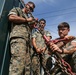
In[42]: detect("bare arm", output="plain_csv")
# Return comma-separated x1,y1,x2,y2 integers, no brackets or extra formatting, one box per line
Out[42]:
32,38,38,50
63,40,76,54
9,14,33,24
63,47,76,54
49,42,63,53
32,38,41,53
32,38,46,53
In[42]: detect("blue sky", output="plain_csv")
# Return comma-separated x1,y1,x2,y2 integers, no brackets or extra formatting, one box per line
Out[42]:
24,0,76,39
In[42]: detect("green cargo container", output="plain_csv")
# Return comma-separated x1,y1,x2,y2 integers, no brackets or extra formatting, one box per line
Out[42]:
0,0,24,75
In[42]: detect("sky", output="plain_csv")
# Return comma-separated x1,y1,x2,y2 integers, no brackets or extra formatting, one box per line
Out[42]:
24,0,76,39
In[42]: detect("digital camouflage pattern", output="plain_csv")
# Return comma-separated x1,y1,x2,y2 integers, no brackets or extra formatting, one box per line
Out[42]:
9,7,31,75
50,38,76,75
31,30,51,75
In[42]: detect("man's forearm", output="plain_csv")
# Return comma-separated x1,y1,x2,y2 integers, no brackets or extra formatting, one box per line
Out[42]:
9,15,27,23
63,48,76,54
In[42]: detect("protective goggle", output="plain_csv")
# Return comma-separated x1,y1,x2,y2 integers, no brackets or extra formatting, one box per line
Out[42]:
26,3,34,12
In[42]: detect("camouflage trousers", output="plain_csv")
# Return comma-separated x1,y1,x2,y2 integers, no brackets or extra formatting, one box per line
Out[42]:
31,51,41,75
50,52,76,75
9,38,31,75
72,51,76,73
31,49,51,75
41,50,52,75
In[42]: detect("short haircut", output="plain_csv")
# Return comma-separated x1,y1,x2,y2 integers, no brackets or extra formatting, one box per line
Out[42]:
39,18,46,23
28,1,35,8
58,22,70,29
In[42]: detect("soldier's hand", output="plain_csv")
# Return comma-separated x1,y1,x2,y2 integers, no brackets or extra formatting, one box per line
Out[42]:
36,48,42,54
41,47,46,53
64,36,75,43
49,43,62,53
26,17,34,22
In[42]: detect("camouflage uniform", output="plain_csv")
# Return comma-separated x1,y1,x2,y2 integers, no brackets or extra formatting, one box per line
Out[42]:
31,30,51,75
51,38,76,75
8,7,31,75
62,38,76,73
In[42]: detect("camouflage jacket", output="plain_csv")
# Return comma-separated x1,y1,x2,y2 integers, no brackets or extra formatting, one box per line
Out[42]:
8,7,31,40
32,30,51,49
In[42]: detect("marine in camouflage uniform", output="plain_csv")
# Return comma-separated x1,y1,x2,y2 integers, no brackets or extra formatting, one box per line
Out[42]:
8,1,35,75
50,38,76,75
50,22,76,75
31,18,52,75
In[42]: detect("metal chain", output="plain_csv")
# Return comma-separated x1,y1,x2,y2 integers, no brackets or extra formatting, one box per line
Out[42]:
55,56,73,75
